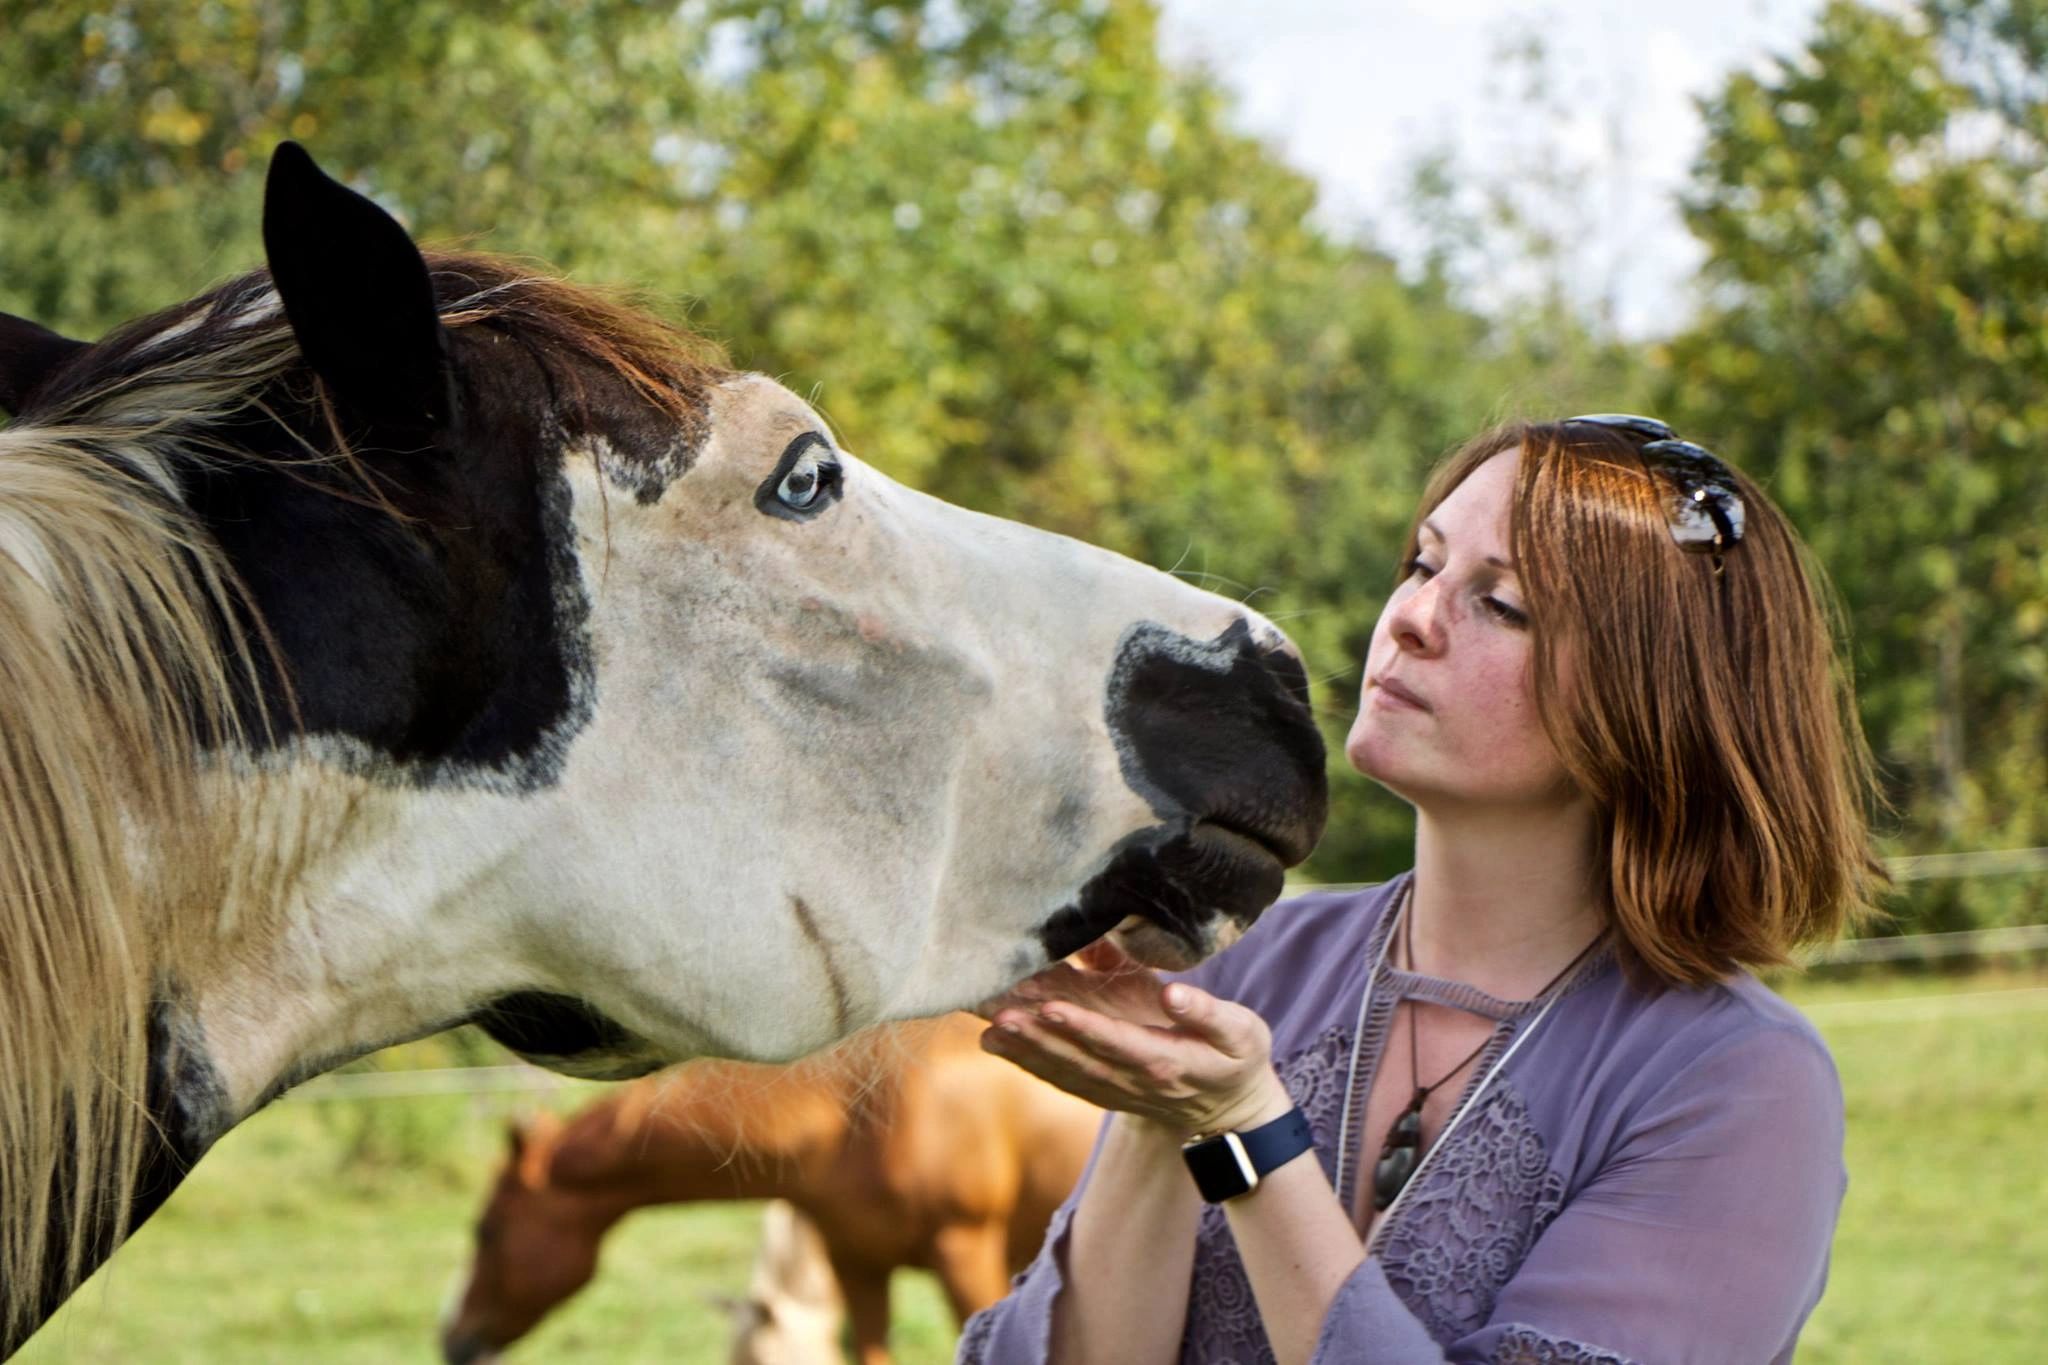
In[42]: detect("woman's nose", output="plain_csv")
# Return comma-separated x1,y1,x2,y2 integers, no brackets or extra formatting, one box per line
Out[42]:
1389,579,1448,656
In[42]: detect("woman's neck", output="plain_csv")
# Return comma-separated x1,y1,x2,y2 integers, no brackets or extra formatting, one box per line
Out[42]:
1407,796,1604,1000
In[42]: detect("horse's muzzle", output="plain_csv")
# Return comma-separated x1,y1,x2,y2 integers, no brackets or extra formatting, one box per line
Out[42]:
1038,618,1328,967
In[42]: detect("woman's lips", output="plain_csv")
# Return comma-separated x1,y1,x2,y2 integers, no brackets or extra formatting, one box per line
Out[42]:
1371,675,1431,712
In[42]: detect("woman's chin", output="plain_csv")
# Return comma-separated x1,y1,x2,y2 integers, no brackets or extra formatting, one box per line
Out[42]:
1344,727,1403,782
1344,741,1429,808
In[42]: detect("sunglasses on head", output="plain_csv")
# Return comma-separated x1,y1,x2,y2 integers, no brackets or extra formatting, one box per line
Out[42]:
1564,414,1746,561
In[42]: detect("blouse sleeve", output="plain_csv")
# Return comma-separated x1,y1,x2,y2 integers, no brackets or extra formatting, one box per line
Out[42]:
1311,1024,1847,1365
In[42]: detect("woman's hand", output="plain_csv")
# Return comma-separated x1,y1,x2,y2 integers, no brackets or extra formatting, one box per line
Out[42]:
977,942,1294,1139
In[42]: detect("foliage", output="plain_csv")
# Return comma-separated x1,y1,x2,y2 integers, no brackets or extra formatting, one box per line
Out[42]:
3,0,2038,906
0,0,1625,881
1663,0,2048,930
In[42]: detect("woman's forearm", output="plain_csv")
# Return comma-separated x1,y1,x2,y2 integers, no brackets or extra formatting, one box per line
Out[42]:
1050,1113,1204,1365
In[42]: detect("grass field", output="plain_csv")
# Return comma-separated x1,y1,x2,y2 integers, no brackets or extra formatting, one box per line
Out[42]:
19,965,2047,1364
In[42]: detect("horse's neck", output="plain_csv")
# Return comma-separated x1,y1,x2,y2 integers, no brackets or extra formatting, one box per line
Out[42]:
177,760,540,1122
552,1063,859,1209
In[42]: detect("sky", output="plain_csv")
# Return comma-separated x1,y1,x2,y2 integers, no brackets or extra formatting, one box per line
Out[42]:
1153,0,1828,335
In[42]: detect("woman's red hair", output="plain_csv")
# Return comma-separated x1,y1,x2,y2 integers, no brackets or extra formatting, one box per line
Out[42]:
1404,421,1887,987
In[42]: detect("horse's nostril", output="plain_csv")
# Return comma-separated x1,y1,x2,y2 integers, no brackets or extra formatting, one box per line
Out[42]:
1257,641,1315,712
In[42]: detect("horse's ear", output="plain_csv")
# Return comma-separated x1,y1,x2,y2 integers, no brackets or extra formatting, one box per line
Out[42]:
0,313,88,415
261,141,454,443
506,1111,561,1185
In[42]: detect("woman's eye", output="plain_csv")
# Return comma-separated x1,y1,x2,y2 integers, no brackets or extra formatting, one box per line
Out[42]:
1482,596,1529,628
778,461,822,509
1406,557,1436,580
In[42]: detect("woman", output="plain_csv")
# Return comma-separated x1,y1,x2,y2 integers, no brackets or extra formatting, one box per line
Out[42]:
958,416,1884,1365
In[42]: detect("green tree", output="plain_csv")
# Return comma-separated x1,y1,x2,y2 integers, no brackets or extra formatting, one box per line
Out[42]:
1665,0,2048,928
0,0,1641,883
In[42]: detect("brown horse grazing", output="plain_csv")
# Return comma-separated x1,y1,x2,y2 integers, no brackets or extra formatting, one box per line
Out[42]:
441,1014,1099,1365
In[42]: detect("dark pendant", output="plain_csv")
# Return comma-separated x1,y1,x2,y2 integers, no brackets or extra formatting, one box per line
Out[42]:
1372,1104,1424,1212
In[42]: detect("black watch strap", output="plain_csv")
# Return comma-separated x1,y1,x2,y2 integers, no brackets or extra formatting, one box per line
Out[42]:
1180,1106,1315,1202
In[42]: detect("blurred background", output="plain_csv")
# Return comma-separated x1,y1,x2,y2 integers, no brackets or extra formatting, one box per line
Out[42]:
3,0,2042,1360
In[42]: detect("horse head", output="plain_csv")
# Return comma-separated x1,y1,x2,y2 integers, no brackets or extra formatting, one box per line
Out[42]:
439,1114,605,1364
0,142,1326,1342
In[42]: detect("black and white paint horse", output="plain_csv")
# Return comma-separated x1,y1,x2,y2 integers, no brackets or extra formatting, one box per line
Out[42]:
0,143,1325,1352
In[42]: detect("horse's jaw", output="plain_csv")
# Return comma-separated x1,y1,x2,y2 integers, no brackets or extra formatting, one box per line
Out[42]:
178,738,907,1098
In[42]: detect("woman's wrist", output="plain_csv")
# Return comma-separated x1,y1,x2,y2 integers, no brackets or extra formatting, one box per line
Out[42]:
1136,1066,1296,1142
1203,1068,1298,1136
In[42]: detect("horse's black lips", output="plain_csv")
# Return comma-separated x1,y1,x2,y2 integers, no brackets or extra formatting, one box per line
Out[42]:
1036,820,1288,963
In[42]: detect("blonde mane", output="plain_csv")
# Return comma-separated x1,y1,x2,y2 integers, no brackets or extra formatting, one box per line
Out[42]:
0,254,727,1344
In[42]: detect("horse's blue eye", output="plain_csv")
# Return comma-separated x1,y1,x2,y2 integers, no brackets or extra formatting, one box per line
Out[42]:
757,436,842,520
778,462,821,509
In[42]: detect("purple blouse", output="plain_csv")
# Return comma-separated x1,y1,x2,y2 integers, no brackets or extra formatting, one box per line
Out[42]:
958,876,1846,1364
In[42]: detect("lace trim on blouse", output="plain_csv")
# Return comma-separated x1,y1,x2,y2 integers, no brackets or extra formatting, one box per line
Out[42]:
1180,1035,1576,1362
1375,1084,1568,1340
1177,880,1614,1363
1492,1325,1639,1364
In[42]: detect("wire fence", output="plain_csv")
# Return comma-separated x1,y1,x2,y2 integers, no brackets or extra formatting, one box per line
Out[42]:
283,847,2048,1103
1886,846,2048,881
1804,922,2048,966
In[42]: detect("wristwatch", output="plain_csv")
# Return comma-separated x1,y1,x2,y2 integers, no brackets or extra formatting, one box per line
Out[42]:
1179,1106,1315,1202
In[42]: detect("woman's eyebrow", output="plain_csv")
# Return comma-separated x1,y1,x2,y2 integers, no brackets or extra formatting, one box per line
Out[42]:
1421,517,1516,571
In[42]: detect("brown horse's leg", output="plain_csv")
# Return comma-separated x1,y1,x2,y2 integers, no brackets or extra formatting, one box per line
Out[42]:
930,1221,1014,1324
826,1251,893,1365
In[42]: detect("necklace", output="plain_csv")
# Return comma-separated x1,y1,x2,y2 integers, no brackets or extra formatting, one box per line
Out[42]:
1370,902,1499,1210
1342,880,1606,1222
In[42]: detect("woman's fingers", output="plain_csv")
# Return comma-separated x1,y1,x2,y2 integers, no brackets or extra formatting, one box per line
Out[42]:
984,995,1287,1135
1032,1002,1191,1086
978,959,1171,1028
982,1011,1160,1112
1015,997,1251,1101
1160,984,1269,1061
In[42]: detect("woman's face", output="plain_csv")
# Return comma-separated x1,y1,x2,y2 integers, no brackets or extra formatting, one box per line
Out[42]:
1345,449,1576,811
